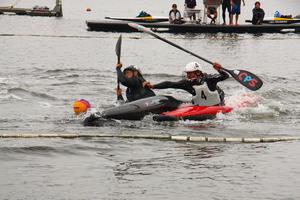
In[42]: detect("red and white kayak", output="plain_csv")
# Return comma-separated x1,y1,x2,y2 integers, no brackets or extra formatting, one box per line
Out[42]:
153,105,233,121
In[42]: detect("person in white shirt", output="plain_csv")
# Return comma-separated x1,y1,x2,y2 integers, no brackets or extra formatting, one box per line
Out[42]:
169,4,182,24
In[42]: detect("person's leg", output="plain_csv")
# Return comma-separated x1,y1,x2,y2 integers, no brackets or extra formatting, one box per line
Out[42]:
226,3,231,25
207,8,211,19
207,8,213,23
230,5,235,25
222,3,226,24
213,10,218,24
235,5,241,25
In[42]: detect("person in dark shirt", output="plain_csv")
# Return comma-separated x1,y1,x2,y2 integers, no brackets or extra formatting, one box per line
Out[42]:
169,4,182,24
222,0,232,25
149,62,229,106
116,63,155,102
185,0,197,9
185,0,197,20
252,1,265,25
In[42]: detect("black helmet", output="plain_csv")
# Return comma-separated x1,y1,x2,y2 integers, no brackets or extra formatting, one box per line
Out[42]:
123,65,137,74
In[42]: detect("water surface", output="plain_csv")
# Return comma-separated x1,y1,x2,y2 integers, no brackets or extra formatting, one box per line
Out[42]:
0,0,300,199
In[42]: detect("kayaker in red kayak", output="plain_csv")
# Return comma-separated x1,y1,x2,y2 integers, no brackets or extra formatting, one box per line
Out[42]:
148,62,229,106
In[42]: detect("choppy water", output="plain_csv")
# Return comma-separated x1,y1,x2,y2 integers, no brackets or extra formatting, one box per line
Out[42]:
1,0,300,199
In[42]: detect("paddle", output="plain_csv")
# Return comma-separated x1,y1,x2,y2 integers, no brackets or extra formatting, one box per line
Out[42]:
115,34,122,90
128,23,263,91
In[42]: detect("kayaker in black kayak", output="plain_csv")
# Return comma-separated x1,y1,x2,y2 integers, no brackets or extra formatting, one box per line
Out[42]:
116,63,155,102
148,62,229,106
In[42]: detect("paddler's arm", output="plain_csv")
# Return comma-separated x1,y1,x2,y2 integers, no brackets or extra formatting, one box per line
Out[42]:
204,63,230,91
212,62,230,81
152,79,187,90
259,9,265,24
116,87,124,101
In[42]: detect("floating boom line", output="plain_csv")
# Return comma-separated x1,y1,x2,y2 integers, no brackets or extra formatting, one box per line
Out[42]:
0,133,299,143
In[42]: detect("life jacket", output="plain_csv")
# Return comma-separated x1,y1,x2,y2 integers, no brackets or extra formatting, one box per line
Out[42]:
191,83,221,106
169,10,181,21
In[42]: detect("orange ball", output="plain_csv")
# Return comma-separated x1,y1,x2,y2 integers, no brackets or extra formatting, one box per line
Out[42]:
73,99,91,115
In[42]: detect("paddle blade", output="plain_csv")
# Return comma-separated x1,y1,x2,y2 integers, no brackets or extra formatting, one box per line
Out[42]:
115,34,122,62
225,68,263,91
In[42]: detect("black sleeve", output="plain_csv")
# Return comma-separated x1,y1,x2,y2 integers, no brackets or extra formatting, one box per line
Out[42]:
261,9,265,19
217,69,230,81
206,70,229,91
153,79,188,90
252,9,259,24
116,68,140,88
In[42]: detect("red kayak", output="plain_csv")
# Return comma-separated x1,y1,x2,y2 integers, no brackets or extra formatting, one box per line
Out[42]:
153,105,233,121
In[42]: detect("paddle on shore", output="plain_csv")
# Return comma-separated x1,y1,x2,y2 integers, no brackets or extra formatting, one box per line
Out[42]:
128,23,263,91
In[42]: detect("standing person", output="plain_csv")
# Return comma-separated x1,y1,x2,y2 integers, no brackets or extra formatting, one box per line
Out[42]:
185,0,197,20
252,1,265,25
222,0,232,25
169,4,182,24
230,0,245,25
116,63,155,102
148,62,229,106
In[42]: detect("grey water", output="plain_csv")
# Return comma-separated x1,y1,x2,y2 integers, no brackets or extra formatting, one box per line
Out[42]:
1,0,300,199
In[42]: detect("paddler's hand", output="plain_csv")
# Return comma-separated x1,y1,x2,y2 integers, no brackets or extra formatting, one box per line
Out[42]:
116,63,123,69
115,87,122,96
143,81,154,89
143,81,151,88
213,62,222,71
148,83,154,89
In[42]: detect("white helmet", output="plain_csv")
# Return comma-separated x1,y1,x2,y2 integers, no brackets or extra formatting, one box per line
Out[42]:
184,62,203,73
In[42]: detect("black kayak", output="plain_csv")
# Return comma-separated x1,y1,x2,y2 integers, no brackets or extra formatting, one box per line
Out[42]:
83,95,182,126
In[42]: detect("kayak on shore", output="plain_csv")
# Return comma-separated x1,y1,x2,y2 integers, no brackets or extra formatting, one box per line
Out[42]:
105,16,169,23
245,17,300,24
